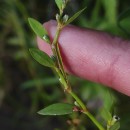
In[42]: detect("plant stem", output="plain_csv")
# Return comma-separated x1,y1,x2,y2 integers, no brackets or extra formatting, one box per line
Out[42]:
69,91,105,130
69,91,87,111
52,14,105,130
52,26,61,46
56,64,104,130
56,68,68,89
52,26,67,81
84,111,105,130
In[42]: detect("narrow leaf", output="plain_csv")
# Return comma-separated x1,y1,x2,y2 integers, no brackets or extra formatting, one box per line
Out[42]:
101,108,112,121
110,122,120,130
29,48,55,68
65,7,87,25
28,18,50,43
55,0,63,10
38,103,74,116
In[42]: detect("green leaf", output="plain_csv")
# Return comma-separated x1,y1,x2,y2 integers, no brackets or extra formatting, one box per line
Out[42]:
38,103,74,116
28,18,50,43
55,0,63,10
29,48,55,68
110,122,120,130
101,108,112,121
65,7,87,25
103,90,116,112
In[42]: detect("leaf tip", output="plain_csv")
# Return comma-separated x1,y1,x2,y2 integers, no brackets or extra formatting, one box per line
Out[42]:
37,110,42,115
28,17,33,25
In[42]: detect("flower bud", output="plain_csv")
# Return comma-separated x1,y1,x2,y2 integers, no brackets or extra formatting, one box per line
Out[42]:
56,13,60,22
111,115,120,125
62,14,69,23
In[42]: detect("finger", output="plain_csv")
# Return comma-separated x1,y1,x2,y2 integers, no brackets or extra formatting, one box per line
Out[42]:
37,20,130,96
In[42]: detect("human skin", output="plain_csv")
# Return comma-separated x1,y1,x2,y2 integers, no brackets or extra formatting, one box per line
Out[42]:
37,20,130,96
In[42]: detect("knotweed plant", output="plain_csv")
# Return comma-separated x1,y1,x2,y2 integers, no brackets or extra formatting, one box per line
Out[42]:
28,0,120,130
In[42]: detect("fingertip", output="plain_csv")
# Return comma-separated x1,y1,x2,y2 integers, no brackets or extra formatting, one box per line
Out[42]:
37,20,130,96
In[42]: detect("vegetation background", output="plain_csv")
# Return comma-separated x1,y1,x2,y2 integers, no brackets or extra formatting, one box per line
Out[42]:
0,0,130,130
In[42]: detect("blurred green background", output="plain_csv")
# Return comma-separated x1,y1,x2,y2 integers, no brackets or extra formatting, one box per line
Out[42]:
0,0,130,130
